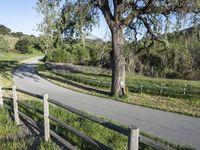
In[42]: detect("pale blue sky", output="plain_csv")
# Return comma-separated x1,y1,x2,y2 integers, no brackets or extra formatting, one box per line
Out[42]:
0,0,108,38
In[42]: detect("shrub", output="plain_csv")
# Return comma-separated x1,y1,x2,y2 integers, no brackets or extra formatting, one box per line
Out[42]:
15,36,40,54
46,49,74,63
15,38,31,53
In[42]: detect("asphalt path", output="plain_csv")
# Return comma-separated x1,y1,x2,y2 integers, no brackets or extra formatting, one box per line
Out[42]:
13,57,200,149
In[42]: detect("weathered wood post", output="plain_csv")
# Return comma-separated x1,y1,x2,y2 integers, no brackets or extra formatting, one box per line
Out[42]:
43,93,50,141
12,85,19,125
160,84,163,95
183,84,187,95
0,86,3,108
140,84,143,92
128,125,139,150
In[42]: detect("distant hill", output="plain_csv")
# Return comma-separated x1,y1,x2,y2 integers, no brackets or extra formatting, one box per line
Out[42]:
0,34,19,49
125,25,200,80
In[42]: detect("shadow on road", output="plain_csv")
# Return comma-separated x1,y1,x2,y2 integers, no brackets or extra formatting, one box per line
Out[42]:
14,64,40,82
41,73,111,96
0,60,18,79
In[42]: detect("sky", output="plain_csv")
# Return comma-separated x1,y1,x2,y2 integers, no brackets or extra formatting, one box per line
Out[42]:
0,0,108,38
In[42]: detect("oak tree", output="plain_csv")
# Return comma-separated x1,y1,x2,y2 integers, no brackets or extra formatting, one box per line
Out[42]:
39,0,200,96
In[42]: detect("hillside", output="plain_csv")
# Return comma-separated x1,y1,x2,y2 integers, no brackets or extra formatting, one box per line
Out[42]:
125,25,200,80
0,34,19,49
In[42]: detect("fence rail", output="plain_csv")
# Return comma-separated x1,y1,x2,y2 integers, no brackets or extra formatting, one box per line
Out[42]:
0,86,175,150
46,71,200,98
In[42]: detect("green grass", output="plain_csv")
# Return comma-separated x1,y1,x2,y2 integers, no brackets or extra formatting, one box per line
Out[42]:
0,108,32,150
0,50,56,149
0,50,43,87
0,108,20,139
0,34,19,49
42,63,200,98
18,99,194,150
37,63,200,118
0,101,60,150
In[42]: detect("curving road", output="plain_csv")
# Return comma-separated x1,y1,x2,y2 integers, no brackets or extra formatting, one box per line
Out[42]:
14,57,200,149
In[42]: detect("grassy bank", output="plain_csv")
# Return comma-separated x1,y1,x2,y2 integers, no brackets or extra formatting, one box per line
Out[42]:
37,63,200,118
0,50,42,87
0,50,57,149
0,108,59,150
43,63,200,98
17,98,194,150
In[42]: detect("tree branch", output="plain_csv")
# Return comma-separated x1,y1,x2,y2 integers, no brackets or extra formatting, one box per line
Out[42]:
94,0,114,28
138,16,168,48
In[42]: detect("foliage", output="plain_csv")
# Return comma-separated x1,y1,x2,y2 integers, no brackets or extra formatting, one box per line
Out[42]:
11,32,24,38
0,24,11,35
46,48,74,63
15,36,43,54
36,0,61,55
0,34,19,49
0,37,9,51
15,38,32,53
37,0,200,95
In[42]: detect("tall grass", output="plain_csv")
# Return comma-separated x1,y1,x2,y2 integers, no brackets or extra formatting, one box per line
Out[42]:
18,99,194,150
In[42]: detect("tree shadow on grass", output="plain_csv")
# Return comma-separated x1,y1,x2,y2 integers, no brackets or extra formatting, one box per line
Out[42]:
0,60,18,79
42,73,111,96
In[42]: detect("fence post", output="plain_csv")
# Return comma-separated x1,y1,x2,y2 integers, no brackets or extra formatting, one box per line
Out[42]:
12,85,20,125
128,125,139,150
160,84,163,95
0,86,3,108
140,84,143,92
43,93,50,141
183,84,187,95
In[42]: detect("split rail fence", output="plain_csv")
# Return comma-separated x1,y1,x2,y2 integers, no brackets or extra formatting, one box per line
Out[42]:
0,85,175,150
45,71,200,98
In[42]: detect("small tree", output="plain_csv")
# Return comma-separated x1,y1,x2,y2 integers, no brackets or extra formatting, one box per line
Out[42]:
15,38,31,53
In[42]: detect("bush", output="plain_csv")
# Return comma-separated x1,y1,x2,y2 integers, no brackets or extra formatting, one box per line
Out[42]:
72,44,90,65
46,49,74,63
15,38,31,53
15,36,40,54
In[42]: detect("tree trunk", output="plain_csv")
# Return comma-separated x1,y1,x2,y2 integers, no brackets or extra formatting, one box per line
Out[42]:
111,26,126,96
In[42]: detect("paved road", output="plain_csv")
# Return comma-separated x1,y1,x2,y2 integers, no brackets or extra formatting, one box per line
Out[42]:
14,57,200,149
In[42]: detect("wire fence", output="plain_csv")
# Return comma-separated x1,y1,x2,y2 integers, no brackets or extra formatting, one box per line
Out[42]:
49,71,200,98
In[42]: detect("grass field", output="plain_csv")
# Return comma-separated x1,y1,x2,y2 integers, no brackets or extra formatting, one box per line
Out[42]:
37,63,200,118
43,63,200,98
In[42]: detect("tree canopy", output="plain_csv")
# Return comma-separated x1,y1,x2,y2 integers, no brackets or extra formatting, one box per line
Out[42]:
37,0,200,96
0,24,11,35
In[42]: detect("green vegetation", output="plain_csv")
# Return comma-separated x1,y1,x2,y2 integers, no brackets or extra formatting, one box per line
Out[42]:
0,24,11,35
0,108,20,139
0,24,44,87
0,51,42,87
17,98,193,150
0,34,19,50
37,63,200,118
0,107,60,150
41,25,200,82
45,40,110,66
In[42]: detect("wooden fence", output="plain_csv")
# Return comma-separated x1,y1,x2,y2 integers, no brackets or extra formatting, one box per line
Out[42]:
0,86,175,150
44,71,200,98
